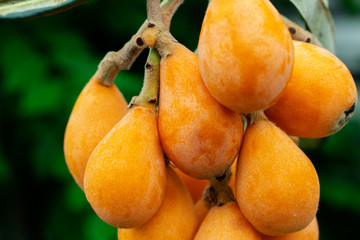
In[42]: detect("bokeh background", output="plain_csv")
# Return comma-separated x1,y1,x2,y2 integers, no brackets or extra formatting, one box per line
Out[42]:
0,0,359,239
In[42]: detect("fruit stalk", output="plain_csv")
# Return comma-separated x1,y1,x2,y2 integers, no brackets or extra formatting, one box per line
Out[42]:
282,15,323,47
147,0,163,28
94,0,183,87
129,48,161,107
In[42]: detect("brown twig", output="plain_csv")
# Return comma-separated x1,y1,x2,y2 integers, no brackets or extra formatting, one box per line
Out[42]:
128,48,161,107
282,15,323,47
95,0,183,86
147,0,163,27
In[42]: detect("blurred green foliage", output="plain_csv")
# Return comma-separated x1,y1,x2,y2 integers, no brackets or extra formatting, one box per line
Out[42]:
0,0,359,239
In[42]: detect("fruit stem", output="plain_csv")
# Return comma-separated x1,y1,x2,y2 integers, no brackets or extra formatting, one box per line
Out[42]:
94,0,183,87
247,111,267,126
129,48,161,107
147,0,164,29
282,15,323,47
142,27,178,58
208,169,236,206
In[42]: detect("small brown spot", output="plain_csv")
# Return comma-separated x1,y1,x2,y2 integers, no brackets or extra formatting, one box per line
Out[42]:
305,37,311,43
288,27,296,34
216,173,226,182
145,63,152,70
149,98,157,104
136,37,144,46
148,23,155,28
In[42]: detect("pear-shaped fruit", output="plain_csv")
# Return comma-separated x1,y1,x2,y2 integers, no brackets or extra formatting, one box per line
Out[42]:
265,41,358,138
84,104,166,228
198,0,294,114
235,114,320,236
117,166,199,240
262,216,319,240
194,201,262,240
64,77,127,189
158,42,243,179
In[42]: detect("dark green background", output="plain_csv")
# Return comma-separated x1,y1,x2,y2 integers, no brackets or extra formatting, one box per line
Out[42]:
0,0,359,239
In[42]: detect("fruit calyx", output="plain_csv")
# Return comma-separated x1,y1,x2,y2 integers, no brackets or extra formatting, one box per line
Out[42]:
340,102,356,126
208,169,236,207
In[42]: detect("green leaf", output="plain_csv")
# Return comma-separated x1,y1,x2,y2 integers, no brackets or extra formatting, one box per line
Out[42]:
18,81,64,116
0,0,88,20
289,0,336,53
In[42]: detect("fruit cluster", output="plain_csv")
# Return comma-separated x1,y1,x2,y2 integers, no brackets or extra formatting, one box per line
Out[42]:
64,0,357,239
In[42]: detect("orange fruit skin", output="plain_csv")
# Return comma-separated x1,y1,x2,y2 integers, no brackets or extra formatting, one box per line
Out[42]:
158,43,244,179
194,201,262,240
173,166,209,202
64,77,127,189
265,41,358,138
117,166,199,240
235,119,320,236
198,0,294,114
84,105,166,228
262,217,319,240
229,157,237,194
195,198,211,224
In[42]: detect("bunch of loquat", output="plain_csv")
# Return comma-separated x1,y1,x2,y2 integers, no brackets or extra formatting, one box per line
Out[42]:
64,0,357,239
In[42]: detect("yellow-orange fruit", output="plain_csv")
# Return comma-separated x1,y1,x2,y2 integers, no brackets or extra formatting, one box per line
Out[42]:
173,166,209,202
117,166,199,240
265,41,357,138
64,77,127,189
235,117,319,236
262,217,319,240
194,201,262,240
198,0,294,113
195,197,211,223
84,104,166,228
158,43,243,179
